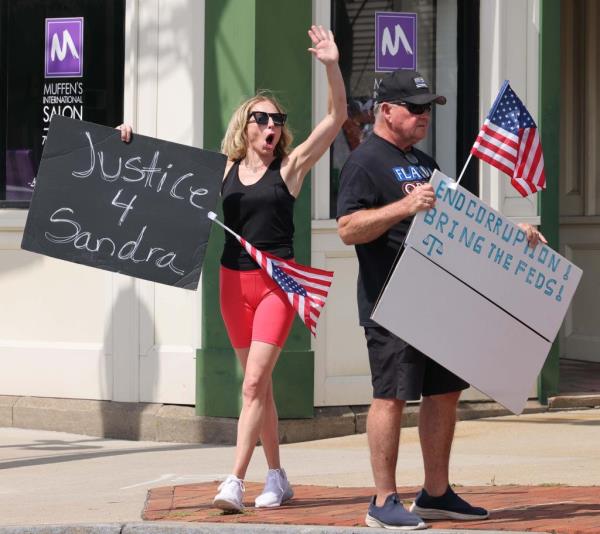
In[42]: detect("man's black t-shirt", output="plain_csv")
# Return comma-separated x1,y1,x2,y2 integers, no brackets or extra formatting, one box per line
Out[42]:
336,133,439,327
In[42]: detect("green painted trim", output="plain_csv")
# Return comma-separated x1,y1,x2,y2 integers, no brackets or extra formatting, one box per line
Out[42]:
196,348,244,416
201,0,257,352
256,0,312,352
197,0,256,417
272,350,314,418
197,348,314,418
197,0,313,418
537,0,561,403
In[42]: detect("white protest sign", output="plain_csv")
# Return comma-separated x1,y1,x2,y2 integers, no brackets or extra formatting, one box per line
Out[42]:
405,171,582,341
372,170,582,414
373,247,551,414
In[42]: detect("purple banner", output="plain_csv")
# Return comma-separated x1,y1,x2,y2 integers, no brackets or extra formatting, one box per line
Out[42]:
45,17,84,78
375,12,417,72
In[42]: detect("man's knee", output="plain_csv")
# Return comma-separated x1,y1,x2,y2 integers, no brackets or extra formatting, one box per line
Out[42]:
372,397,405,409
423,390,461,407
369,398,405,420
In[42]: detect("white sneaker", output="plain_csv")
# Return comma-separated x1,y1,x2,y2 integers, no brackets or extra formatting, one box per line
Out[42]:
213,474,245,511
254,468,294,508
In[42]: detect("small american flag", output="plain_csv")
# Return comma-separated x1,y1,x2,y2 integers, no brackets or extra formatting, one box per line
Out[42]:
208,212,334,336
471,81,546,197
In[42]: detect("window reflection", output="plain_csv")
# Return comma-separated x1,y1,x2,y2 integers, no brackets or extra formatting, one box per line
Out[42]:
330,0,458,218
1,0,125,206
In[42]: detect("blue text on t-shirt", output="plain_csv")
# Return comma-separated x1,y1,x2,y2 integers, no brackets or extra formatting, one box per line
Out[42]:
392,165,433,182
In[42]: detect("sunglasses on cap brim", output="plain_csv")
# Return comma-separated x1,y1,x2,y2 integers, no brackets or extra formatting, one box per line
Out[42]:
248,111,287,126
389,101,432,115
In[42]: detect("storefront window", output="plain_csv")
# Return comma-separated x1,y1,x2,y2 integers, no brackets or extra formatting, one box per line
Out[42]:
330,0,479,217
0,0,125,207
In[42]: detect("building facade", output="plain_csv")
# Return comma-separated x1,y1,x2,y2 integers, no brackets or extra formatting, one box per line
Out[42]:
0,0,596,421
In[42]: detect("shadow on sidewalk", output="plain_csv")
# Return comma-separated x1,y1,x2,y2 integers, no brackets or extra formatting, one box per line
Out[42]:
0,443,200,470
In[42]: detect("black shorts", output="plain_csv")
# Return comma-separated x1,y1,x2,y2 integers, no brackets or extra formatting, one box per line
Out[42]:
365,326,469,400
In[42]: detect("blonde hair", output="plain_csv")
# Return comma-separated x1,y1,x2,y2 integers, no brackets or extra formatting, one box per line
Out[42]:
220,91,293,161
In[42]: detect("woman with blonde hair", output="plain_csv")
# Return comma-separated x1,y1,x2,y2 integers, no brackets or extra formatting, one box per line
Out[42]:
212,25,346,511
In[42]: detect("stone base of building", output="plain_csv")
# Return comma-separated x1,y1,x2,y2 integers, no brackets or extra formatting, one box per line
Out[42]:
0,395,556,445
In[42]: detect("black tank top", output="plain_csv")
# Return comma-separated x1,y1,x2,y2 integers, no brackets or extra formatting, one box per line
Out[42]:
220,158,295,270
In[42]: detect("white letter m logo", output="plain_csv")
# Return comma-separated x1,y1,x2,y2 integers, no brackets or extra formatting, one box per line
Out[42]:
381,24,413,57
50,30,80,62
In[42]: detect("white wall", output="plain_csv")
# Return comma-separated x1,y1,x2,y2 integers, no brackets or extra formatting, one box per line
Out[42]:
478,0,541,225
0,214,113,400
123,0,206,404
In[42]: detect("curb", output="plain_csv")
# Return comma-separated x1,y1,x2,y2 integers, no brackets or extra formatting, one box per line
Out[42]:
548,394,600,409
0,395,549,445
0,523,550,534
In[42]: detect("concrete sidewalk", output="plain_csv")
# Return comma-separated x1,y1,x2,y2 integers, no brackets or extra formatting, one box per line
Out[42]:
1,408,599,532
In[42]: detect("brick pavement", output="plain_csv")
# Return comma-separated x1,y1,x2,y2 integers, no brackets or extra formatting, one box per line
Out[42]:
143,482,600,533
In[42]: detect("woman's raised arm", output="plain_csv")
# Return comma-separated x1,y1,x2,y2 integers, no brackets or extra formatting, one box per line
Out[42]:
283,25,347,196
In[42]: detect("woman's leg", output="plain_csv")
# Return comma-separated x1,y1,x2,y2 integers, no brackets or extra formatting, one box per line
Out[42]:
247,286,296,507
260,379,280,468
214,266,253,510
219,266,294,483
232,340,282,479
247,284,295,471
233,348,280,470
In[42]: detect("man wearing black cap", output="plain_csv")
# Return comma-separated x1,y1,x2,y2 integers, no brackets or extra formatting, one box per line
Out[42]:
336,69,489,530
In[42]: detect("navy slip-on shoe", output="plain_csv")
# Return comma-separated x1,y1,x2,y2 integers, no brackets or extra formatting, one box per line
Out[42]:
409,486,489,521
365,493,428,530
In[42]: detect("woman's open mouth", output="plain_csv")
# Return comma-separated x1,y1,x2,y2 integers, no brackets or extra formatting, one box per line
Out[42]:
264,133,275,150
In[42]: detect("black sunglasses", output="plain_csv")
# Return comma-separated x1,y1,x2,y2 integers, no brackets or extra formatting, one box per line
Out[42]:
248,111,287,126
391,101,432,115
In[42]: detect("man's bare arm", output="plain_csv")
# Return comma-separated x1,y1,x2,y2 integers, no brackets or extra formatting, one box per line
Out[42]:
338,184,436,245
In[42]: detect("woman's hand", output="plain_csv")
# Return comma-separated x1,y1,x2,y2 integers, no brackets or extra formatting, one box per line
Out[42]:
518,223,547,248
308,25,339,65
116,123,133,143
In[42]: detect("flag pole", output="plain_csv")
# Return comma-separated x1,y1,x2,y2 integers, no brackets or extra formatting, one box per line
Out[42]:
455,81,509,188
207,213,333,338
207,211,240,240
455,152,473,187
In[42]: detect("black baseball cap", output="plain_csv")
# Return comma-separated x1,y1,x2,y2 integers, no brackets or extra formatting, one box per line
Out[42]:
375,69,447,105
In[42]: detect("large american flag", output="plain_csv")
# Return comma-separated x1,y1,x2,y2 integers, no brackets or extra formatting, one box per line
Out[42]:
471,81,546,197
208,212,333,336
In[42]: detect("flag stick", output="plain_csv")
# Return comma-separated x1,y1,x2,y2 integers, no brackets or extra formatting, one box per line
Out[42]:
456,152,473,187
207,211,240,240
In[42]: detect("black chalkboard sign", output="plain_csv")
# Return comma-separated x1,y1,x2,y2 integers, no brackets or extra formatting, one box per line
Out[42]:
21,115,226,289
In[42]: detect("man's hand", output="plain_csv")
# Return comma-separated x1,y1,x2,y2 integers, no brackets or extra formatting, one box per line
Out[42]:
116,123,132,143
518,223,547,247
405,183,436,216
338,183,436,246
